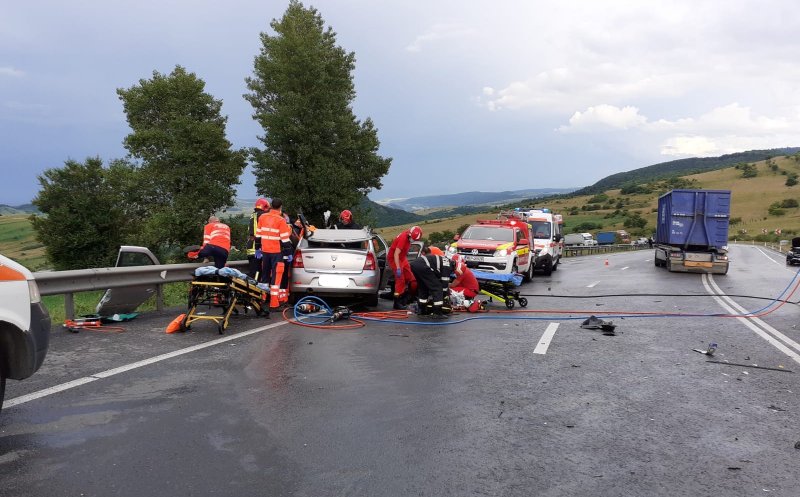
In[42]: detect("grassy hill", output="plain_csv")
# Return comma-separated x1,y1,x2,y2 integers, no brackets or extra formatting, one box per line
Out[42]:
379,154,800,243
575,148,800,195
0,214,47,270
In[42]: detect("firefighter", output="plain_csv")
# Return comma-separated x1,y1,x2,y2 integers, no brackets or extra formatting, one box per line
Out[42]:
246,198,270,278
334,210,362,230
449,254,479,299
197,215,231,269
409,245,452,318
388,225,423,310
257,198,292,309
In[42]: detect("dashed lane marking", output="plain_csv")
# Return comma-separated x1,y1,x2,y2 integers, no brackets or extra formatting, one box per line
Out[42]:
621,266,629,271
533,323,559,355
587,281,600,288
5,320,290,409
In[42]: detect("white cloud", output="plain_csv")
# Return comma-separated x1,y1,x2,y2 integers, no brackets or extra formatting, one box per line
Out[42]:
406,23,477,52
0,66,25,77
559,104,647,131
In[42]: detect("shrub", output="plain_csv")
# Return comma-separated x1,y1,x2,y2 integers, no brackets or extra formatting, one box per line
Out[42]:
588,193,609,203
780,199,799,208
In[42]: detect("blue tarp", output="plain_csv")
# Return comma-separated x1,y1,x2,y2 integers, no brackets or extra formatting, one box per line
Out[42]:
472,269,522,287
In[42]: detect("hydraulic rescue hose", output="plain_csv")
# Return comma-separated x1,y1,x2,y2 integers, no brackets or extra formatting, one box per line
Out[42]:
283,266,800,328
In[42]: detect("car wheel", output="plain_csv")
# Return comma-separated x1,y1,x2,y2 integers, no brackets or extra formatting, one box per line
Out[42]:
523,262,533,282
542,260,553,276
512,262,519,275
552,257,559,271
365,291,379,308
0,369,5,412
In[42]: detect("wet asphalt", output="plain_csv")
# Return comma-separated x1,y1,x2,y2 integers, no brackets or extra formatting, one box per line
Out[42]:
2,245,800,497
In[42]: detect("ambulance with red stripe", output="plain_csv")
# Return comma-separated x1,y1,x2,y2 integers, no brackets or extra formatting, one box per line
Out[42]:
520,208,563,275
445,218,534,281
0,254,50,411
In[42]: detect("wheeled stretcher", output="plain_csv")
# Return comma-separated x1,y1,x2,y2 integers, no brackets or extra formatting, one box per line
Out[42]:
472,270,528,309
182,267,268,334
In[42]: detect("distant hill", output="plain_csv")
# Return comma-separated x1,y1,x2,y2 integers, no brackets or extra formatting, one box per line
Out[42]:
0,204,39,215
576,148,800,195
377,188,576,212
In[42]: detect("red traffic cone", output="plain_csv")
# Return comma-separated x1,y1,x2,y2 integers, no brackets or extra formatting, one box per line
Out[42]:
166,313,186,334
604,259,609,266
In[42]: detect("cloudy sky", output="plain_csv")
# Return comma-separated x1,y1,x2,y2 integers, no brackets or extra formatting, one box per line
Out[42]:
2,0,800,205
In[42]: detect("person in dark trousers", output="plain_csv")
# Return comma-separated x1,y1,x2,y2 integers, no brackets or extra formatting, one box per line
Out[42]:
334,210,362,230
247,198,270,278
409,245,452,318
197,215,231,269
647,237,654,249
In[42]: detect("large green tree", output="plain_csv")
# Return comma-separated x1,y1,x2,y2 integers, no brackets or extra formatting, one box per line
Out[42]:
244,1,391,225
117,66,246,256
31,157,130,270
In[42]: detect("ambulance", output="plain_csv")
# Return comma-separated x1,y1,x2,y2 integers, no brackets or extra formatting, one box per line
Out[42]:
446,218,534,281
519,208,563,275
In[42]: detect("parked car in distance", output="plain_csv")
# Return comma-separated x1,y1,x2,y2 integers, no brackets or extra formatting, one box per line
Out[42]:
289,228,389,307
634,237,649,246
1,254,51,412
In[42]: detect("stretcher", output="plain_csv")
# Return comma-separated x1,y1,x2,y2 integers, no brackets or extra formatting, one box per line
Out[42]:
182,267,268,334
472,269,528,309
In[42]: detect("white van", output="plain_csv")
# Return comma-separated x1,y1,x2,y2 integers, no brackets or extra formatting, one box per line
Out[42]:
521,209,563,275
0,254,50,411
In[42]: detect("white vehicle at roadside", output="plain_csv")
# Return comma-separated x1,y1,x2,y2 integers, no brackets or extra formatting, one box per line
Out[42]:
520,209,563,275
0,254,50,412
564,232,596,246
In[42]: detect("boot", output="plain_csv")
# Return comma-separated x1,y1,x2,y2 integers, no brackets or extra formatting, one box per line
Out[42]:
393,297,406,310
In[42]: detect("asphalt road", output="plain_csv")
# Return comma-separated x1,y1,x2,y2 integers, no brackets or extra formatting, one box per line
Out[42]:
2,244,800,497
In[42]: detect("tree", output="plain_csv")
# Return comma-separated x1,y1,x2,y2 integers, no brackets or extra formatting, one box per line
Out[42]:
245,1,391,225
31,157,129,270
117,66,246,258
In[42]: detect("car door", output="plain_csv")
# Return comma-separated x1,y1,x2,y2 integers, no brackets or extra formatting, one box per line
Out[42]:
95,246,160,316
372,235,390,288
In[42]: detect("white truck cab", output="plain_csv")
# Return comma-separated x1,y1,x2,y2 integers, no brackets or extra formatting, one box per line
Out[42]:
0,254,50,411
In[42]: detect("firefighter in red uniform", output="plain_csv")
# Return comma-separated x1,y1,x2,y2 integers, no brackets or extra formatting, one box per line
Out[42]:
197,215,231,269
449,254,479,299
388,225,423,310
257,198,292,309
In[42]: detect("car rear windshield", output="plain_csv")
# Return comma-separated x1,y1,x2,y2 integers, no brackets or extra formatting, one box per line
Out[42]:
462,226,514,242
305,240,369,250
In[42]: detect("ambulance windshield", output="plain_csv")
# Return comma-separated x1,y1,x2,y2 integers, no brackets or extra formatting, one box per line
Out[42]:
530,221,551,239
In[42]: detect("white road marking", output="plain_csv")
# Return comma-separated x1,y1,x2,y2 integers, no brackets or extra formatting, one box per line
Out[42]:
5,320,290,409
587,281,600,288
621,266,629,271
533,323,559,355
702,274,800,365
756,247,783,266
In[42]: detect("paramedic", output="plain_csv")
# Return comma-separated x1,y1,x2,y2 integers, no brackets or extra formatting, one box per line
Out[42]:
388,226,423,310
197,216,231,269
257,198,292,308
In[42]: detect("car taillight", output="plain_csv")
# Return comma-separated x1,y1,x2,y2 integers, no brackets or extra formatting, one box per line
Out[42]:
363,252,376,270
293,250,304,268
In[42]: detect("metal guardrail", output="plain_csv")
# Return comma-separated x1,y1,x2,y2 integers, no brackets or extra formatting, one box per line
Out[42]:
562,243,648,257
34,260,248,320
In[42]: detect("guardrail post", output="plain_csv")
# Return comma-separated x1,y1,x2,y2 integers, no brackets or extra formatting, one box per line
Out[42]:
65,293,74,320
156,284,164,311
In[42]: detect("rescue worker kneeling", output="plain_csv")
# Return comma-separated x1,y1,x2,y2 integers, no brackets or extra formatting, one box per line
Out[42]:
409,246,452,319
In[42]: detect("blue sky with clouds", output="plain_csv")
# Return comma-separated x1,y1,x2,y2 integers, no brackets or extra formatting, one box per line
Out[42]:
3,0,800,205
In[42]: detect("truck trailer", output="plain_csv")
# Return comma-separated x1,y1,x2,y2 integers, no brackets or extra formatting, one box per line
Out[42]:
653,189,730,274
595,231,616,245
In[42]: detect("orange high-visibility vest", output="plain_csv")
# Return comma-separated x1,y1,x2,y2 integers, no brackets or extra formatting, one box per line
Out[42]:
203,222,231,251
257,211,291,253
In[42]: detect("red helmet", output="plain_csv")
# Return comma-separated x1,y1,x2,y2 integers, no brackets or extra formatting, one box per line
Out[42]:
408,226,423,241
255,198,269,210
340,209,352,223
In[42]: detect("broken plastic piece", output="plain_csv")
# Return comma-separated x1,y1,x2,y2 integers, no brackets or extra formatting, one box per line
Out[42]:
581,315,616,334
